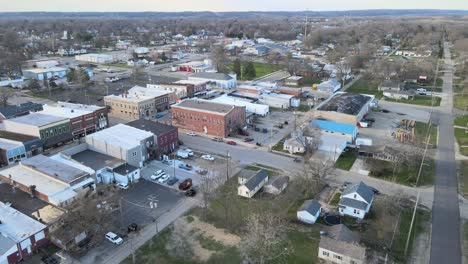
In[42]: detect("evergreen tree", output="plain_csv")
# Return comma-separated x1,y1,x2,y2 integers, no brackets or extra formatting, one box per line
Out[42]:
66,68,76,83
28,78,40,91
233,59,241,77
242,62,256,80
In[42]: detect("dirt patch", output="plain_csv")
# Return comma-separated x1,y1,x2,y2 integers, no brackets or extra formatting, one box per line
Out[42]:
189,215,241,247
171,218,213,262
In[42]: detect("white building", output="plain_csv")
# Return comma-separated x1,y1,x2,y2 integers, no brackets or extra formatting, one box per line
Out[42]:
75,53,114,64
85,124,155,168
319,224,366,264
297,199,322,224
23,67,67,80
259,93,294,108
189,72,237,89
338,181,375,220
317,79,341,93
211,94,269,116
237,169,269,198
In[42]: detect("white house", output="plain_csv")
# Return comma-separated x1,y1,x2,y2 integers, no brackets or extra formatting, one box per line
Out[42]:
189,72,237,89
338,181,375,220
297,199,322,224
318,224,366,264
237,169,269,198
264,176,289,195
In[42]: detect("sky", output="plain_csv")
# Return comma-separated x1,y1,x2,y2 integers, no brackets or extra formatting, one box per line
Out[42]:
1,0,468,12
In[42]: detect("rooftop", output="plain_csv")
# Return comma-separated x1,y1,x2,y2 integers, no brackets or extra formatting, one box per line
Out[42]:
40,104,92,119
0,102,43,119
190,72,234,81
174,80,208,85
56,101,105,112
5,112,67,127
0,201,47,243
319,224,366,260
71,149,124,171
342,181,374,204
268,175,289,189
243,169,269,191
173,99,236,115
299,199,321,215
21,155,89,184
286,76,304,81
105,85,170,102
126,119,177,136
86,124,153,147
113,163,139,175
0,138,23,150
0,130,40,143
317,92,372,116
23,67,67,74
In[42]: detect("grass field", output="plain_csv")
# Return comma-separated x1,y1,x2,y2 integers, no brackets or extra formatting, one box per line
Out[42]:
436,78,444,87
302,76,322,86
368,158,435,187
385,95,441,107
414,121,438,148
455,115,468,127
335,149,358,171
455,128,468,156
228,62,283,81
392,208,431,262
454,94,468,110
346,79,383,99
104,62,134,69
459,161,468,197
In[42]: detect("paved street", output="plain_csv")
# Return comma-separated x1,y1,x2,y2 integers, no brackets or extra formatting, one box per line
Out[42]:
429,42,461,264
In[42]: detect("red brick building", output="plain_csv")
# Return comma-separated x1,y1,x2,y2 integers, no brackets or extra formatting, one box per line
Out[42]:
126,119,179,156
171,99,246,138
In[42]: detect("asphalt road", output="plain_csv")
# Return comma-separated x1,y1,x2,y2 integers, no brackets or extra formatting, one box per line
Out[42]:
429,42,461,264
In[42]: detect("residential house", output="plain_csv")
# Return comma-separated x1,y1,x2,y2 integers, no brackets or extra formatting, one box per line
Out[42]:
297,199,322,224
317,79,341,93
383,90,414,100
378,80,403,91
338,181,374,220
0,202,48,264
357,145,401,163
0,102,43,121
237,169,269,198
318,224,366,264
264,175,289,195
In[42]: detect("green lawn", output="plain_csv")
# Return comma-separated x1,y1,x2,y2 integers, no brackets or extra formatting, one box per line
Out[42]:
414,121,438,148
368,158,435,187
346,79,383,99
329,192,341,207
244,164,280,177
459,161,468,197
104,62,134,69
385,95,441,107
302,76,322,86
436,78,443,87
454,94,468,110
455,115,468,127
335,149,358,170
228,62,283,81
392,208,431,262
455,128,468,156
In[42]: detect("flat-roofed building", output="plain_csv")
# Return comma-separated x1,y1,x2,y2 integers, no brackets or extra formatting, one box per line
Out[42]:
3,113,72,148
0,155,95,207
104,85,170,120
171,99,246,137
0,131,43,157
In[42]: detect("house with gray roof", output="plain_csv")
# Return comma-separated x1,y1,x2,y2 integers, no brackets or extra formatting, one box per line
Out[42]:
318,224,367,264
297,199,322,224
237,169,269,198
264,175,289,195
338,181,374,219
189,72,237,89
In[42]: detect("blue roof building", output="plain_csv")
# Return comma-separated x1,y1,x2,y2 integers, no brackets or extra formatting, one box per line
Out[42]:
312,119,357,142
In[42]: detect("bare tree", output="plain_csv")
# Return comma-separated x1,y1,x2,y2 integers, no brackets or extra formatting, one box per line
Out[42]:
210,45,227,73
197,161,224,220
335,60,352,88
0,88,13,107
166,220,193,258
239,212,292,264
294,159,335,199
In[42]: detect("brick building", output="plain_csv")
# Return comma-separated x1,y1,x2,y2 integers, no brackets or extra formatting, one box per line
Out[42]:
173,80,208,95
171,99,246,137
126,119,179,156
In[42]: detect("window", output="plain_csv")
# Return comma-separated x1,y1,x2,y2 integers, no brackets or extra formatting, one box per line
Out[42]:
354,194,357,199
322,251,329,257
333,254,342,260
132,151,137,157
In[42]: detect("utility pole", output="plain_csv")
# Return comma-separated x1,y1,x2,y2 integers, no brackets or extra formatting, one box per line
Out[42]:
404,191,420,256
226,149,229,181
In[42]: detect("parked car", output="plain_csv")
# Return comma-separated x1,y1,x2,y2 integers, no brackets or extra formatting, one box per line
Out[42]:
244,137,254,142
158,174,170,183
293,157,302,163
186,132,197,136
166,177,179,186
212,137,224,142
196,168,208,175
117,182,129,190
185,188,197,197
254,127,261,132
179,178,193,190
150,170,165,181
183,148,194,156
178,163,193,171
162,159,173,165
105,232,123,245
227,141,237,145
201,154,215,161
262,128,268,133
239,130,249,136
127,223,138,233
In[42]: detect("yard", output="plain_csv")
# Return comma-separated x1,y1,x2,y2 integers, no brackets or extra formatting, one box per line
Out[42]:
455,128,468,156
455,115,468,127
458,161,468,198
302,76,322,86
385,95,441,107
228,62,283,81
346,79,383,99
366,158,435,186
436,78,443,87
104,62,134,69
329,192,341,207
335,149,358,171
454,94,468,110
414,121,438,148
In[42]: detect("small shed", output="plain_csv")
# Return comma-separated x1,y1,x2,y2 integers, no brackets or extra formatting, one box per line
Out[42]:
264,176,289,195
297,199,322,224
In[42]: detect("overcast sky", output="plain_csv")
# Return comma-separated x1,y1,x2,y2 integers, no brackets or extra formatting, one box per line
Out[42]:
1,0,468,12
